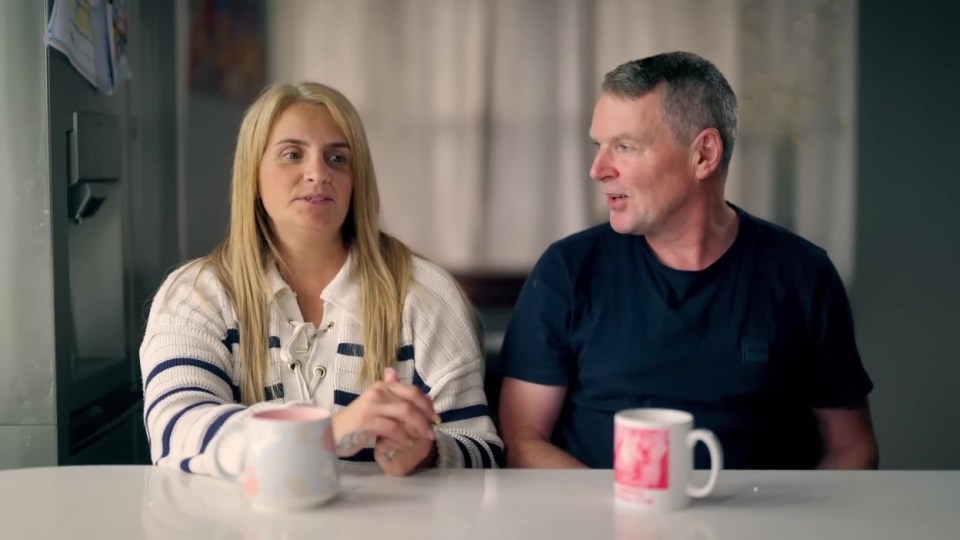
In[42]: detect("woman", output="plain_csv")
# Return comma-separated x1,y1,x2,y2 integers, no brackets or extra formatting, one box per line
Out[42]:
140,82,502,477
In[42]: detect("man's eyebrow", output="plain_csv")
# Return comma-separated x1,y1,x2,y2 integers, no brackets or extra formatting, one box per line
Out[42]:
588,132,642,144
611,132,642,143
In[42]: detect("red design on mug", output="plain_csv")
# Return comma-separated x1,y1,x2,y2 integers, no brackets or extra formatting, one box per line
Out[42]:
615,428,669,489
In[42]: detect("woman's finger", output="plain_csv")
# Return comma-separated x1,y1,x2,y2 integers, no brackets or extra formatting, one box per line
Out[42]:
335,430,375,456
375,400,435,440
375,438,403,461
377,366,439,425
362,416,414,449
382,381,440,425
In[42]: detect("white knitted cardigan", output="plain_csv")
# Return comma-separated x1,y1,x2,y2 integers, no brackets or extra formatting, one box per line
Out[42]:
140,252,503,476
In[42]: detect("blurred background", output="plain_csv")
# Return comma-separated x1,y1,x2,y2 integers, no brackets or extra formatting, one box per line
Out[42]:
0,0,957,471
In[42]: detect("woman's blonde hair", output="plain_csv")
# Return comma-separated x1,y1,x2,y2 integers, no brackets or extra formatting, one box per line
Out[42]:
203,82,411,405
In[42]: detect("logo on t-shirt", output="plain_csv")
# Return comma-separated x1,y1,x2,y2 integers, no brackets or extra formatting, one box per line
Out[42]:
741,338,769,364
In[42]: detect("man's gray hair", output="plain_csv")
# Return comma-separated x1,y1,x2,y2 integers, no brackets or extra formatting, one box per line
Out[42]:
602,51,738,170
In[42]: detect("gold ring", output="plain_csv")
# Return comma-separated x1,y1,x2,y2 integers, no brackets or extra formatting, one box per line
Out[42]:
384,449,398,461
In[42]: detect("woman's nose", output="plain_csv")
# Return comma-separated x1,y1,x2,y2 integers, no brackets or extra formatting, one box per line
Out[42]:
305,158,332,184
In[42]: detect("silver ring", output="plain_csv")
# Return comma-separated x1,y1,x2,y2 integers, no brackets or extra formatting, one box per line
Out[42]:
383,449,398,461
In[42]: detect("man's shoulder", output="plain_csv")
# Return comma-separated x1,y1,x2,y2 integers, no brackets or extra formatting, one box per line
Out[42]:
740,208,831,265
552,222,619,248
525,223,625,284
542,222,624,263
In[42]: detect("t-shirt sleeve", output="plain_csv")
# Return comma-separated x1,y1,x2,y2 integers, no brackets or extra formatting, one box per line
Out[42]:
807,259,874,408
499,247,574,386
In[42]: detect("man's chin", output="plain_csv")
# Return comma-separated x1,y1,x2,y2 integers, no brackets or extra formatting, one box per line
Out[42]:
609,215,647,236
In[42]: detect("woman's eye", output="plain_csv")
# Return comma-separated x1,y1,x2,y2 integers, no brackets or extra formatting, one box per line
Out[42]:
326,153,348,166
281,149,302,161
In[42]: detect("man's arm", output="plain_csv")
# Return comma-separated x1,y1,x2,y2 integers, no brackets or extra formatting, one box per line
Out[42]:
499,377,586,469
814,400,879,470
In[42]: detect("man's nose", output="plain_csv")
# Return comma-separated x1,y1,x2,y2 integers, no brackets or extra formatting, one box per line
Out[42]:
589,146,615,182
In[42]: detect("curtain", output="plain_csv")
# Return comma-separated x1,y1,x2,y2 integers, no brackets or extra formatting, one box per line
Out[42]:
268,0,857,280
735,0,859,282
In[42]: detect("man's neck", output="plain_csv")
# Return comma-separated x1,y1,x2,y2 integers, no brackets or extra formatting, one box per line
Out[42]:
644,196,739,271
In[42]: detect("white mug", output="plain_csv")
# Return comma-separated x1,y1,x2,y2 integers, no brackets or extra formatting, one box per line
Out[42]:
614,408,723,511
212,406,340,511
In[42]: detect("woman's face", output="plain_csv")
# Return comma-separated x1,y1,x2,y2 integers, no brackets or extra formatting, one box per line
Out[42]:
258,102,354,244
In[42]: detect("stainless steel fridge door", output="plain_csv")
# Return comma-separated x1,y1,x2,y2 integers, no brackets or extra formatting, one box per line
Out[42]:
0,0,58,469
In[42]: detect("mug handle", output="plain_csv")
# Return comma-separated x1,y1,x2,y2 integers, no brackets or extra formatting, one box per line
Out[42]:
686,429,723,498
210,420,245,481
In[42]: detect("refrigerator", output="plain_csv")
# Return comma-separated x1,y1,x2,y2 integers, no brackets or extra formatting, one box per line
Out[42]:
0,0,179,468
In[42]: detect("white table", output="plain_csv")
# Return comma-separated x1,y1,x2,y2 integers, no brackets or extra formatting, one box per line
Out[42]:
0,466,957,539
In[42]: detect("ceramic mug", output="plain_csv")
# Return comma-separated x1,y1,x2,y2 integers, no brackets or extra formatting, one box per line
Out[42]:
614,408,723,511
212,406,340,511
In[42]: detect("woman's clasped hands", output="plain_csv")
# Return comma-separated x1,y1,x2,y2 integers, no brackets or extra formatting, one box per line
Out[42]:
332,367,440,475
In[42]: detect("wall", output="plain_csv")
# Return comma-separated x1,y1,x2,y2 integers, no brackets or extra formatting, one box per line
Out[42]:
126,0,181,465
130,0,181,323
854,0,960,469
178,94,241,259
175,0,259,261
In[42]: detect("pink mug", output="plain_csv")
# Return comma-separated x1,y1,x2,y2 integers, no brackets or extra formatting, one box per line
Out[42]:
614,408,722,511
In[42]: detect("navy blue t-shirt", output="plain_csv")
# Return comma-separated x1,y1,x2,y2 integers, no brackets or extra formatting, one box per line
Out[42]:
499,206,873,469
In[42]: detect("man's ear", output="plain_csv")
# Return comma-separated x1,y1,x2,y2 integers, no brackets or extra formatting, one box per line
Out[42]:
691,128,723,180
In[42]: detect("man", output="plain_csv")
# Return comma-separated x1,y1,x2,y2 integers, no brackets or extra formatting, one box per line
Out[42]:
498,52,878,470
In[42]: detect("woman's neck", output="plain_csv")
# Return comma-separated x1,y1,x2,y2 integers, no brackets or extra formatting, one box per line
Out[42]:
275,234,349,300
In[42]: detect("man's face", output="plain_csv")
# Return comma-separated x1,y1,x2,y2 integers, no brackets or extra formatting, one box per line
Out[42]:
588,90,696,236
